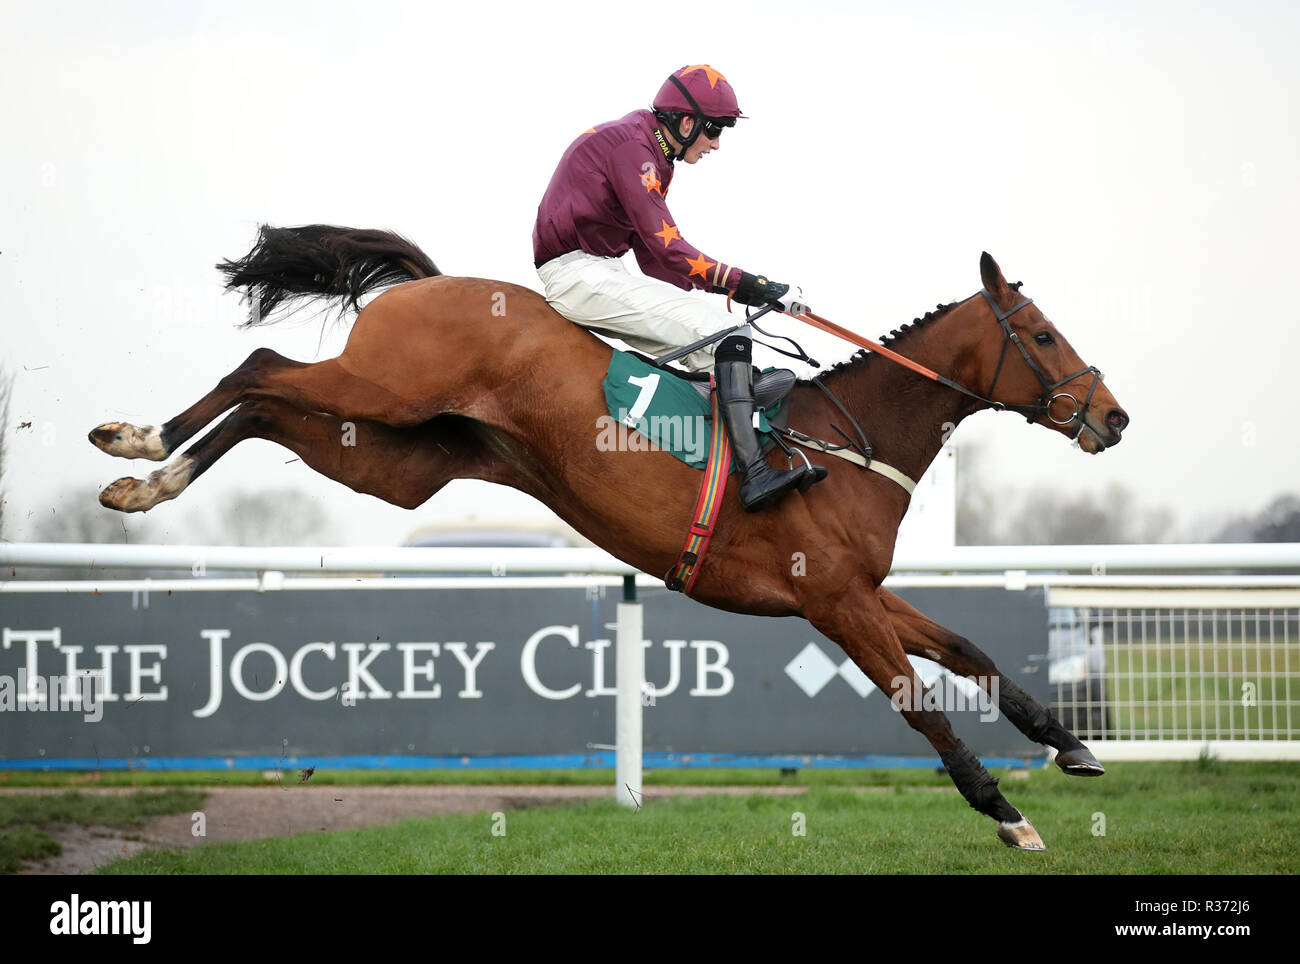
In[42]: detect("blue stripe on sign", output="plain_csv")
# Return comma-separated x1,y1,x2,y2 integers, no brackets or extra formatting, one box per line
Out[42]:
0,752,1044,771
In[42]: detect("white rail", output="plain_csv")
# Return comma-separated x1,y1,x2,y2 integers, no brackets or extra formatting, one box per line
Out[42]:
3,542,1299,575
0,543,639,575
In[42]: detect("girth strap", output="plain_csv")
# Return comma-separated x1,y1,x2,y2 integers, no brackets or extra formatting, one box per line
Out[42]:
777,429,916,494
665,377,732,593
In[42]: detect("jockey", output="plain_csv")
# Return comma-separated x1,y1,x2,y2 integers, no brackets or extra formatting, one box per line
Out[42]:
533,64,825,513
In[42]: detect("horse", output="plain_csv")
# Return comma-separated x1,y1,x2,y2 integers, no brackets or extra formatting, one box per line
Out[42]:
88,225,1130,850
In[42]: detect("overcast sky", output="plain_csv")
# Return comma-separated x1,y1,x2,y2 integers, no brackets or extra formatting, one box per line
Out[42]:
2,0,1297,547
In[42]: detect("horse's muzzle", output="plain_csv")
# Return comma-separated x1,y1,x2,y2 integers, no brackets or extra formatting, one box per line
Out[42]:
1080,407,1128,452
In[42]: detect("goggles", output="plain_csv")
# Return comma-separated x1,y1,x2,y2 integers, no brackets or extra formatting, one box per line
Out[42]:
700,116,734,139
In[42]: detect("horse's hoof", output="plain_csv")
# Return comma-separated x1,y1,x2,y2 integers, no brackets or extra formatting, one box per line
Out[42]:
1055,746,1105,777
100,476,151,512
100,456,194,512
89,422,167,460
997,818,1046,851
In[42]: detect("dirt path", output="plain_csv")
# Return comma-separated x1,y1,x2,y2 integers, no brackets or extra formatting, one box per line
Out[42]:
6,784,815,874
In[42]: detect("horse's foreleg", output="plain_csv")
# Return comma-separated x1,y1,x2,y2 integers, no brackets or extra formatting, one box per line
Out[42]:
879,587,1104,776
807,581,1045,850
99,399,496,513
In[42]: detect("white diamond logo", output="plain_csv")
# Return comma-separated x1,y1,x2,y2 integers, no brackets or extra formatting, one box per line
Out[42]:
785,642,839,697
837,659,877,698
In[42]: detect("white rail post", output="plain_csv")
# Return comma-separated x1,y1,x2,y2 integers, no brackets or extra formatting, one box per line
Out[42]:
615,574,644,809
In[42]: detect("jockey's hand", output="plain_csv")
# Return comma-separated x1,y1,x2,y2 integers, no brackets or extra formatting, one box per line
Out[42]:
731,271,789,307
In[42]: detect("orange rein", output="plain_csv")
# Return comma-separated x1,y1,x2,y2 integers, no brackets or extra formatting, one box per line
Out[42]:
783,309,946,384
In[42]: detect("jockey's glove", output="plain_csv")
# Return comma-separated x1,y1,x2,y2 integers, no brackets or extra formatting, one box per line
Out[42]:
730,271,790,307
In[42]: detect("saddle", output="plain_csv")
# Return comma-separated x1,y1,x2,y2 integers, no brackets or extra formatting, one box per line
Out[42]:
627,352,797,432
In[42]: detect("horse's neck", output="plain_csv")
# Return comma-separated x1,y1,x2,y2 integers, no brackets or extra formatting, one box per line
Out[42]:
826,307,985,485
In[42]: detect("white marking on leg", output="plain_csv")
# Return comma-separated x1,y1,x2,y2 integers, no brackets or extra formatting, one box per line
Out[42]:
100,456,194,512
150,455,194,502
92,422,167,460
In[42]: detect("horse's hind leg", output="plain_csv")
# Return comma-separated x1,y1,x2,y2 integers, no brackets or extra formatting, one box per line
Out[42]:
99,398,497,512
92,348,309,460
879,588,1104,776
91,346,432,462
807,580,1046,851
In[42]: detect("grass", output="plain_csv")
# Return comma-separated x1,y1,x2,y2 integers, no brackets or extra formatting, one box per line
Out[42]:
1099,642,1299,737
0,767,961,788
0,788,208,826
0,826,62,874
0,789,207,874
89,761,1299,875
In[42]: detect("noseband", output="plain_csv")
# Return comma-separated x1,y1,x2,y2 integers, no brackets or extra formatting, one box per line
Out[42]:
976,288,1103,439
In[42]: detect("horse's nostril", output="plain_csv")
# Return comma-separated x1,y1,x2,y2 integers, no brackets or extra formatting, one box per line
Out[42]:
1106,409,1128,432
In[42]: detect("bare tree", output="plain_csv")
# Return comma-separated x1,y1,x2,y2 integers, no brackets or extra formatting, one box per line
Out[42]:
29,486,330,547
954,445,1002,544
10,483,330,578
1213,494,1300,543
1002,483,1174,545
196,488,330,546
8,486,165,579
0,364,11,539
956,445,1175,545
30,496,156,544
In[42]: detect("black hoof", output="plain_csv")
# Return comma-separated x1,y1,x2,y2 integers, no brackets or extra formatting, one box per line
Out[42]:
1055,747,1105,776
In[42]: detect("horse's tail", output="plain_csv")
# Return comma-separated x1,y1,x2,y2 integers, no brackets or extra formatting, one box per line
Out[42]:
216,224,441,327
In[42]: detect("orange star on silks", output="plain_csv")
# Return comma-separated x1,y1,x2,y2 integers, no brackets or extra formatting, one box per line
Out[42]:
679,64,727,88
685,252,716,279
583,127,597,134
640,169,663,194
654,220,681,247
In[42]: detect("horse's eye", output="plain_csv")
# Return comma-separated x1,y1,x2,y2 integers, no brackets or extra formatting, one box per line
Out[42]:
1034,331,1054,346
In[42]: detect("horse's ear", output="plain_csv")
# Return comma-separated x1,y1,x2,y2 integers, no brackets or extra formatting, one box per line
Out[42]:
980,252,1009,298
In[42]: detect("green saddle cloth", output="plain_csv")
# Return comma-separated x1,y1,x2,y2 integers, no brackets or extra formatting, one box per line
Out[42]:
601,350,781,470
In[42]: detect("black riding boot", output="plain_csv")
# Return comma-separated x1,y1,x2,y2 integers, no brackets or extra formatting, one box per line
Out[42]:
715,334,824,513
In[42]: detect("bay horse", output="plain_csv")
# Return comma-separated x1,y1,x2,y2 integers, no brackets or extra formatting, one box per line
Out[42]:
89,226,1129,850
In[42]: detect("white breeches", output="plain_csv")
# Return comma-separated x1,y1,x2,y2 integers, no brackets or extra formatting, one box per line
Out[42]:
537,251,742,372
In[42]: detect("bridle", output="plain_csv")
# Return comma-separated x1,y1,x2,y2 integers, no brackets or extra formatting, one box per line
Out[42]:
975,288,1104,439
782,286,1107,445
661,284,1108,459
